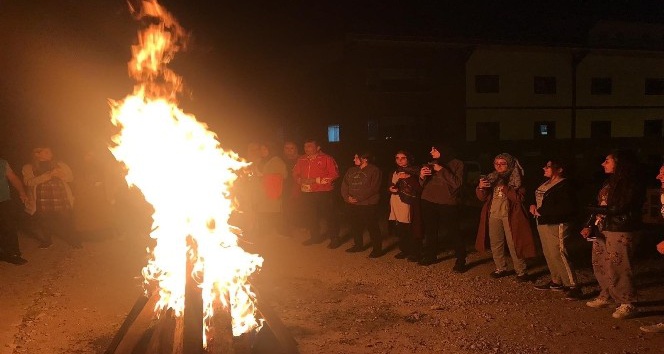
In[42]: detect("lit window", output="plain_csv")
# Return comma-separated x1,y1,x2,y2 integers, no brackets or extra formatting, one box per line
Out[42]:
534,121,555,139
328,124,340,143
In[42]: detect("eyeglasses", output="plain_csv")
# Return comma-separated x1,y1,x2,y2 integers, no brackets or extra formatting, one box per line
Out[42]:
494,162,508,166
395,156,407,160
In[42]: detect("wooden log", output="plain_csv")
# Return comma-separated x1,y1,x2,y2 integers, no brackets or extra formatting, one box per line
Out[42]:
206,294,235,353
253,287,299,354
107,292,158,354
146,308,182,354
183,235,205,353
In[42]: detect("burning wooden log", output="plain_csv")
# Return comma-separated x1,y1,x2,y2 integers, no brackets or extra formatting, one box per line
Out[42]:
105,289,299,354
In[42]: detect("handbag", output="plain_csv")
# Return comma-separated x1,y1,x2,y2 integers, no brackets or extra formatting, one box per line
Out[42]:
397,179,418,205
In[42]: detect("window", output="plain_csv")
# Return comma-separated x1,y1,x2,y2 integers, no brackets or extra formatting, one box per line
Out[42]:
591,77,612,95
645,78,664,95
475,75,499,93
534,76,556,94
476,122,500,141
644,119,663,137
327,124,340,143
534,121,556,139
590,121,611,139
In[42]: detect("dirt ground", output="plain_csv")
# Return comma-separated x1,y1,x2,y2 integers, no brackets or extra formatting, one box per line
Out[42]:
2,223,664,354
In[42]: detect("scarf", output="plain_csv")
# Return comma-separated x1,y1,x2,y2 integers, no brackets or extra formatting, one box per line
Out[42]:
485,153,524,189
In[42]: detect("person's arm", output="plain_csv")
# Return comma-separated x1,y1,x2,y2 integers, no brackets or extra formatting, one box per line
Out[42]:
319,155,339,184
504,185,527,203
437,160,464,192
340,170,351,202
22,164,52,187
6,163,28,203
475,181,491,201
53,162,74,183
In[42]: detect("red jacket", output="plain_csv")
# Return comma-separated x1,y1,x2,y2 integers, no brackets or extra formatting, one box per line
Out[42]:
292,152,339,193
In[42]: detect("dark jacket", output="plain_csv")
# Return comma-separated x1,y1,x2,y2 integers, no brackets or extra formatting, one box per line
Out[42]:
535,179,577,225
420,158,464,205
584,181,644,232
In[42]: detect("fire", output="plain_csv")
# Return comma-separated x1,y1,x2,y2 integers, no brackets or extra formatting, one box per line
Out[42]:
108,0,263,345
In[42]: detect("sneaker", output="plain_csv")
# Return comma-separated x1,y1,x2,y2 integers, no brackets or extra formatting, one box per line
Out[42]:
301,237,323,246
586,297,612,308
564,287,583,301
640,323,664,333
515,273,530,282
327,239,343,249
489,270,510,279
368,250,383,258
418,256,437,266
452,263,467,273
534,281,563,291
612,304,638,319
394,252,408,259
3,254,28,265
346,245,364,253
406,254,420,262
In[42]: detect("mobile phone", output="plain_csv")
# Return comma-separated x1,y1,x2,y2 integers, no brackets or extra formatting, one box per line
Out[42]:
479,174,487,180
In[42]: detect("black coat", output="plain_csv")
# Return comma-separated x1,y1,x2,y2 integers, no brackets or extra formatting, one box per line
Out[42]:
535,179,577,225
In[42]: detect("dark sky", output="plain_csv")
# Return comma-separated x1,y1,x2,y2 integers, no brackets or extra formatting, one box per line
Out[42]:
0,0,661,160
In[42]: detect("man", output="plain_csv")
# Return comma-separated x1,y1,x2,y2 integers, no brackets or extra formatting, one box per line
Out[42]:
418,143,466,271
0,157,29,265
23,146,80,248
292,139,340,247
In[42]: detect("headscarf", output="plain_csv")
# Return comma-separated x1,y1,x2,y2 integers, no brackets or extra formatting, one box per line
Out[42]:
485,153,524,189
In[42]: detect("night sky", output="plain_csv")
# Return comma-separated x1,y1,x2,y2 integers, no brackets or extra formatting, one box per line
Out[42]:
0,0,662,161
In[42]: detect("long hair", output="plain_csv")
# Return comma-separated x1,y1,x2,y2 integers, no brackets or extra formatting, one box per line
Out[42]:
395,149,419,175
548,157,568,178
606,149,639,210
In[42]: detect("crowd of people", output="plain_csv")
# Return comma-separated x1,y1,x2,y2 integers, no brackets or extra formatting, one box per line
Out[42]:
0,144,129,264
235,139,664,333
1,139,663,334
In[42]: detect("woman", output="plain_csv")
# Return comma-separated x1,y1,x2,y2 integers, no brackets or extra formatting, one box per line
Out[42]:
475,153,535,281
581,149,644,319
388,150,422,261
418,144,465,269
640,163,664,332
529,159,581,299
341,152,382,257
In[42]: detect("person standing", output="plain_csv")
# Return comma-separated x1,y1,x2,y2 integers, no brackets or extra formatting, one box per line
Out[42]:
640,163,664,333
281,141,301,236
341,152,382,257
255,142,288,235
529,159,581,299
581,150,644,319
475,153,535,280
388,150,423,261
418,144,466,271
0,157,29,264
23,145,80,248
292,139,340,247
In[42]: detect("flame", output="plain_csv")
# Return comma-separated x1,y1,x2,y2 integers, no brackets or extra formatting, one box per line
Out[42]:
109,0,263,344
